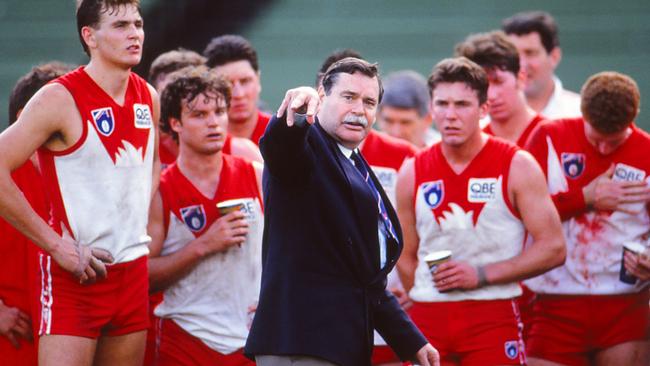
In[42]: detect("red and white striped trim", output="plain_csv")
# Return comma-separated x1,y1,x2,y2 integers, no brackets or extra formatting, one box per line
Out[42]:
39,253,53,335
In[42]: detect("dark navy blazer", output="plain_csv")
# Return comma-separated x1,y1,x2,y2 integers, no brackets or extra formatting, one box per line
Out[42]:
244,114,427,366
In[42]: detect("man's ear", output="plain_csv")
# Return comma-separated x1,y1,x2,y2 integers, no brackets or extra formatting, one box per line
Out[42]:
169,117,183,134
479,101,489,120
81,26,97,51
549,47,562,70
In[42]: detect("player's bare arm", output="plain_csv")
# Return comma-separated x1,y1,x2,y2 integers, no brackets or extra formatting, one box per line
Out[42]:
0,84,112,282
232,137,264,163
483,151,565,283
147,84,162,196
252,161,264,197
147,190,249,292
396,157,419,293
435,150,566,291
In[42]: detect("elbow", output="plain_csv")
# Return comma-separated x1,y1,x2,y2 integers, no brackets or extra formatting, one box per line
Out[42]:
548,237,567,269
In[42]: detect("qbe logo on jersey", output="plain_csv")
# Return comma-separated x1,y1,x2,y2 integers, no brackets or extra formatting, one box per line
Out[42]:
133,104,152,129
180,205,206,232
561,152,585,179
91,107,115,136
612,163,646,182
467,178,498,203
421,180,444,210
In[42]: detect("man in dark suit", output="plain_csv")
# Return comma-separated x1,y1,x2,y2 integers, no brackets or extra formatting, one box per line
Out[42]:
244,58,439,366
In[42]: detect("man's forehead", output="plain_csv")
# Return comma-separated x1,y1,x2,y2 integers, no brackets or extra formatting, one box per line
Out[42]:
184,92,225,110
331,73,379,97
508,32,543,48
433,82,477,97
99,3,141,22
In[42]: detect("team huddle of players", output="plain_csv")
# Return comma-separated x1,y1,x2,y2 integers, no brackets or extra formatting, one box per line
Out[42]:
0,1,648,366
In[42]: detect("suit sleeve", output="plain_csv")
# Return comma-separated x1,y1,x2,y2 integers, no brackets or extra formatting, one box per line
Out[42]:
373,290,428,361
259,113,315,184
525,125,587,221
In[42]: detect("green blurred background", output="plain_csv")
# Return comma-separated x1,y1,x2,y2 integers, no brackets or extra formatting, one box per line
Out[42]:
1,0,649,129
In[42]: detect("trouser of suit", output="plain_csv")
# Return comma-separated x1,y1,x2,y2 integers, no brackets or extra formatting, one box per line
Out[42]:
256,355,338,366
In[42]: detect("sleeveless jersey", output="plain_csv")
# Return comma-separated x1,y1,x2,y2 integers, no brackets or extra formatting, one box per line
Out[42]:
154,154,263,354
37,67,155,263
250,111,271,146
483,114,545,148
361,130,418,205
411,137,525,302
524,118,650,294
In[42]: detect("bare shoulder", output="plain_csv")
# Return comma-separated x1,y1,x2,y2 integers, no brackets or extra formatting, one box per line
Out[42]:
509,150,547,192
232,137,263,163
14,82,80,139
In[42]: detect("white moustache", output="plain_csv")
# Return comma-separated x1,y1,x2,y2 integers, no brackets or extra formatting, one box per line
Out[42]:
343,115,368,127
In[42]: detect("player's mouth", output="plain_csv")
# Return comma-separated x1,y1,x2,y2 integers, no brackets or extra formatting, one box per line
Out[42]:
127,44,141,53
206,133,223,140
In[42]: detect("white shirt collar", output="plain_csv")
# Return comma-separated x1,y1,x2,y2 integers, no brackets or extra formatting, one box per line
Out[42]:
338,144,355,160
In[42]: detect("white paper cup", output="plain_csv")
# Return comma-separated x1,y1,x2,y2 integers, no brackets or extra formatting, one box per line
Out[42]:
424,250,452,274
216,200,245,216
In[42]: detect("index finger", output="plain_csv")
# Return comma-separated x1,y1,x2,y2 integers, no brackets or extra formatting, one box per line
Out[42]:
88,256,107,280
91,248,114,264
276,91,292,119
305,96,319,124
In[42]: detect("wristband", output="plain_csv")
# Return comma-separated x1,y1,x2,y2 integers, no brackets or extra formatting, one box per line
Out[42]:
476,265,488,288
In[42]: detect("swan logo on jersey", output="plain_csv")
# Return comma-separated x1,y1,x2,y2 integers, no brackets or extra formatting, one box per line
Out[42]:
91,107,115,136
180,205,206,232
133,104,152,129
421,180,444,209
504,341,519,360
561,153,585,179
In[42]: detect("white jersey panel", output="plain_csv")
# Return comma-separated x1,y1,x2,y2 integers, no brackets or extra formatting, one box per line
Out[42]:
54,121,153,263
155,198,263,354
410,176,524,302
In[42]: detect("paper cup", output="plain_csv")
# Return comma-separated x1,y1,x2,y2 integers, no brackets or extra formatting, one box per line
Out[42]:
424,250,452,274
217,200,245,216
619,241,647,284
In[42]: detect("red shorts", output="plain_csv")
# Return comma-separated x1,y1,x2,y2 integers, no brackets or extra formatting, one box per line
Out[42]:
143,292,164,366
38,254,149,338
157,318,254,366
527,291,650,366
371,344,400,364
516,285,536,342
408,299,525,366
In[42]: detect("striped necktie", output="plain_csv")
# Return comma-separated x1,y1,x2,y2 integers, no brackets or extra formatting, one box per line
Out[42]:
350,151,397,239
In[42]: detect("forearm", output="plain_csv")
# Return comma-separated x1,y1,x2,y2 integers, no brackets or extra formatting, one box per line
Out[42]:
0,172,60,253
397,256,417,293
483,237,566,285
148,240,205,292
374,291,427,361
259,114,312,179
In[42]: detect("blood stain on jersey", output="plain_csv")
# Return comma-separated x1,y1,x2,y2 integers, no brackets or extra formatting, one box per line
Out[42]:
561,153,585,179
180,205,207,232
